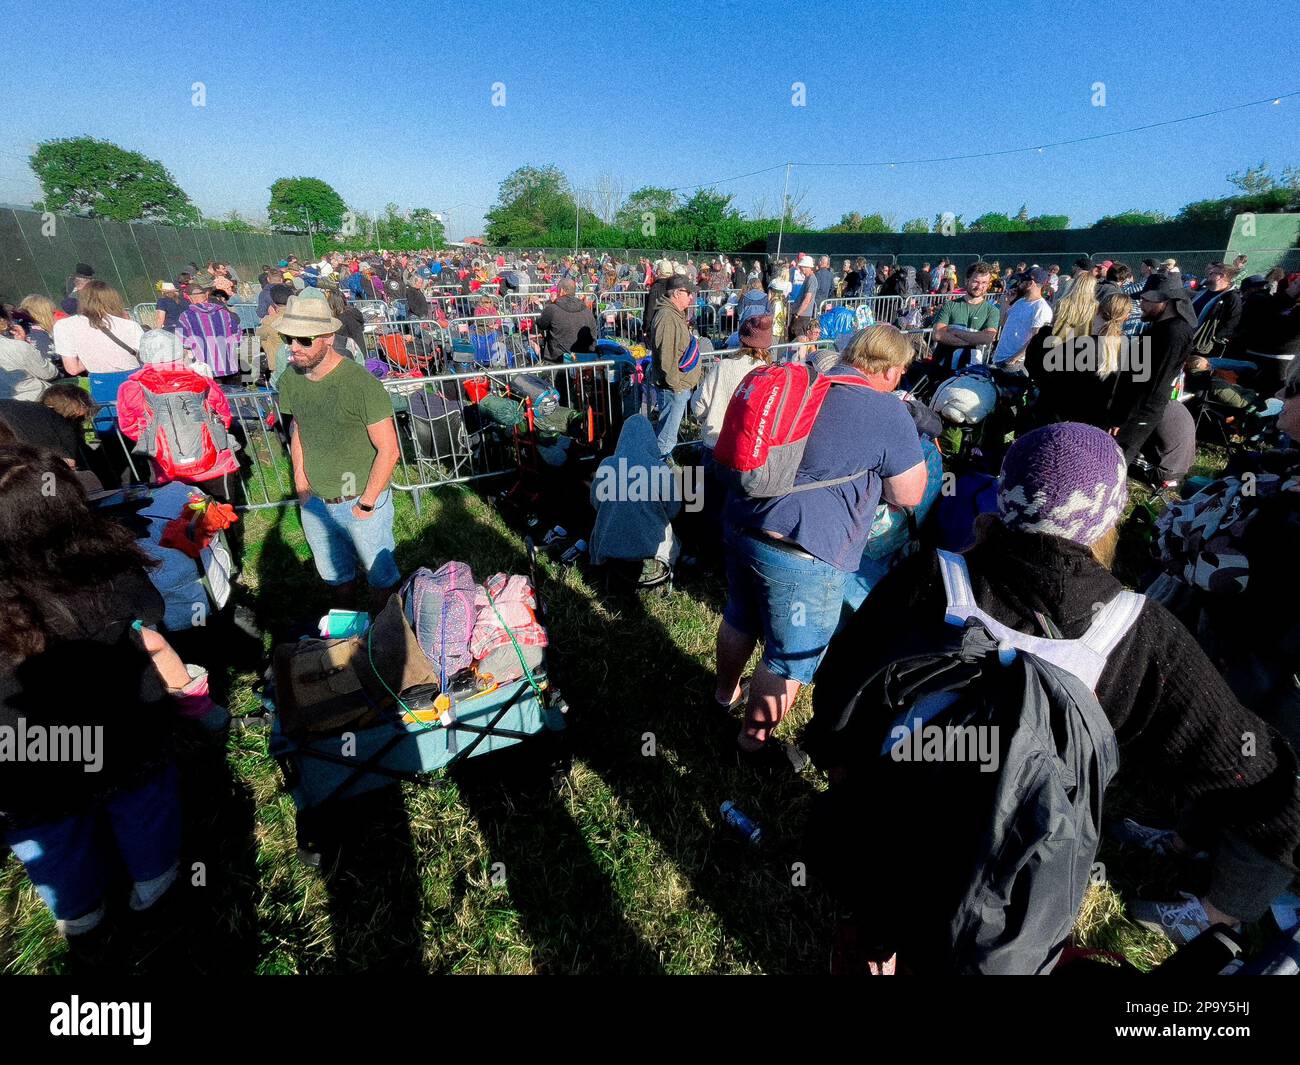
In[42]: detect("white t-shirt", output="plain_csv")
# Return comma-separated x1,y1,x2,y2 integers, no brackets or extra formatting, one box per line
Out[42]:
993,297,1053,364
51,314,144,373
691,352,765,449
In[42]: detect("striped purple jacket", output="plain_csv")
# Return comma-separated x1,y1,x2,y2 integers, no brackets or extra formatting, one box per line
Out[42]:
177,302,242,377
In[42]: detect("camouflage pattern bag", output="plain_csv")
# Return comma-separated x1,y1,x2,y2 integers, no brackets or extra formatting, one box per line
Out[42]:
1156,471,1300,594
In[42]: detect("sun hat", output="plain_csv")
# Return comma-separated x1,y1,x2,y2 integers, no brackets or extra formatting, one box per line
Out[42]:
739,314,773,350
797,255,815,269
275,294,342,337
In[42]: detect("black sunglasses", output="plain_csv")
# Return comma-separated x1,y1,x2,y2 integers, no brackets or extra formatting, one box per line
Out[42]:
279,334,319,347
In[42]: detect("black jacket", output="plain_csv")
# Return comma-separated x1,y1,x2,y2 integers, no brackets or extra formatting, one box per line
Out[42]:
536,295,597,363
810,524,1300,870
1113,314,1194,453
0,569,174,829
1024,327,1124,428
405,285,430,320
1194,287,1243,345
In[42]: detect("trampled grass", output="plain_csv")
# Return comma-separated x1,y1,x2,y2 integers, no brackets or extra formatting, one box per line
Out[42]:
0,454,1236,975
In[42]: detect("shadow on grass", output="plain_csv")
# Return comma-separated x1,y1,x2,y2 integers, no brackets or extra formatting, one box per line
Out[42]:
399,487,832,974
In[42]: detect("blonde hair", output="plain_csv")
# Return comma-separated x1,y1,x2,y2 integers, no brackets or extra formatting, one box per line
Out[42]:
842,323,914,375
79,280,128,330
1094,293,1132,377
1051,273,1098,343
18,294,56,333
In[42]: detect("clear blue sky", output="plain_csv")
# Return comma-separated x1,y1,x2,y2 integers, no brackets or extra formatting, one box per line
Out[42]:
3,0,1297,238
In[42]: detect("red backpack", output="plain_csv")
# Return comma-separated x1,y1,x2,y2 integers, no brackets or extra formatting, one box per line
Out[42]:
713,362,872,498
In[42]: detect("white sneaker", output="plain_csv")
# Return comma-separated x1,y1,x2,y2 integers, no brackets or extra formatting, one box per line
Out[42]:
128,862,179,912
56,902,106,937
1130,891,1217,946
1109,818,1208,859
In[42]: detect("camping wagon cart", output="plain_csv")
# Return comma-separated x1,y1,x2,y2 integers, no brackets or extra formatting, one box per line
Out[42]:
266,669,568,865
262,543,569,866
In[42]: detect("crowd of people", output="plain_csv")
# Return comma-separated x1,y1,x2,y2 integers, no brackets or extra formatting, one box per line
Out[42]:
1,238,1298,973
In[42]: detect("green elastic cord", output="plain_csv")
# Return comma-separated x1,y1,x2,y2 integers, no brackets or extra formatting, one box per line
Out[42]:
367,623,439,733
483,584,545,703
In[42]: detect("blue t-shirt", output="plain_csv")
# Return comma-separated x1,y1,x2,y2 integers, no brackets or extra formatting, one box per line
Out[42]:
727,369,925,571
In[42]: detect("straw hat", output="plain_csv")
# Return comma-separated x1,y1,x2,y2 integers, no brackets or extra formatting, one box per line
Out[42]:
276,294,342,337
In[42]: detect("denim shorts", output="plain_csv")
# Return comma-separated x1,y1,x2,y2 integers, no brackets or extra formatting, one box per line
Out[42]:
722,524,849,684
4,763,181,921
299,488,401,588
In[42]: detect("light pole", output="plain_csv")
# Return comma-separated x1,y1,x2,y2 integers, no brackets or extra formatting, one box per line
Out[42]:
774,162,792,265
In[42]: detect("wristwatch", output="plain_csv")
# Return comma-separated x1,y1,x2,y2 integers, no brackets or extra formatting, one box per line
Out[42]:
357,500,375,513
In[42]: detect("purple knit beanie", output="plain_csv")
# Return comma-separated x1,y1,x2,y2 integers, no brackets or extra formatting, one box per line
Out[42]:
996,423,1128,546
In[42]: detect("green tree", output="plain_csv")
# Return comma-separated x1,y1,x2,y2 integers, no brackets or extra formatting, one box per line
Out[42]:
30,136,199,225
268,177,348,235
1027,214,1070,231
933,212,967,234
200,210,260,232
408,207,447,246
901,217,931,233
969,212,1028,233
484,165,596,245
1093,210,1170,227
827,211,892,233
615,186,677,230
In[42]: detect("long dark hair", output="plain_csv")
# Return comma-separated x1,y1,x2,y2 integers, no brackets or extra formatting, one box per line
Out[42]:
0,445,157,661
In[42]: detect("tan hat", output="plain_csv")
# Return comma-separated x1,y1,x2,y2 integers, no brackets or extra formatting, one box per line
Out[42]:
276,294,342,337
655,258,673,276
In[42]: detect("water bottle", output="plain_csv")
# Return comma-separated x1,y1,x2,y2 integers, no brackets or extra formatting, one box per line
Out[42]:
720,800,762,846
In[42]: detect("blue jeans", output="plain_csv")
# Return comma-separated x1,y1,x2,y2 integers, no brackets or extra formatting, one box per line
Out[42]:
722,524,849,684
655,387,692,459
4,763,181,921
299,487,401,588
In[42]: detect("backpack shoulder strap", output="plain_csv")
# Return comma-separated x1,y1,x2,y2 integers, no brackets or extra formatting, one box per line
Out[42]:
1077,590,1145,662
937,548,977,624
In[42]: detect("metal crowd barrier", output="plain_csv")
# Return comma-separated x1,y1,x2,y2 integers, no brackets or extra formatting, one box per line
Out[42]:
366,317,452,374
388,359,620,512
445,312,545,369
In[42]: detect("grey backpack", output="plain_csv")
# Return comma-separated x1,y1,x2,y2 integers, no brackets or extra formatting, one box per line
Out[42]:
809,550,1143,973
136,383,238,481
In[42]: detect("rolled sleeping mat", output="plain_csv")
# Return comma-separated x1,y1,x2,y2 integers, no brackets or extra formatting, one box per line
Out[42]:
478,393,527,430
509,373,560,418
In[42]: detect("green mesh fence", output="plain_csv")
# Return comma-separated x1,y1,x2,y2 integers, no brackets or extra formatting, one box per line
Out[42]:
0,208,312,307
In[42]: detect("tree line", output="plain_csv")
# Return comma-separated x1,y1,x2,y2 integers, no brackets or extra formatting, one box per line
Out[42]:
26,137,1300,256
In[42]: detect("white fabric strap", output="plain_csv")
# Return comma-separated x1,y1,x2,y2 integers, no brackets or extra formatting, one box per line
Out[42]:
1078,590,1146,661
935,550,1141,692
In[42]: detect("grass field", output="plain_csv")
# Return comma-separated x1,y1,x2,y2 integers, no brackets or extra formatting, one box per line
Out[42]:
1,449,1239,975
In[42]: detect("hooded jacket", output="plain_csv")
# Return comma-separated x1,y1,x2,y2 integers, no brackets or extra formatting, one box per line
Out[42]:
737,289,772,325
589,415,682,565
536,295,598,363
650,295,701,392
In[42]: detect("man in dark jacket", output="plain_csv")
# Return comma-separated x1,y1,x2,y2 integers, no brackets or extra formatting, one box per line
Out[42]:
536,279,597,364
811,422,1300,949
1191,264,1243,355
1112,275,1196,463
404,274,430,320
649,275,703,458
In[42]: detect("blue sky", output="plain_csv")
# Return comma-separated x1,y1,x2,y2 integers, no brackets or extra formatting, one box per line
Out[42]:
2,0,1297,238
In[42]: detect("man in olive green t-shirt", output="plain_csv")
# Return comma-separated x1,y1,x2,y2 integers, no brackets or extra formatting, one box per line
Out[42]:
931,262,1002,369
275,295,401,609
